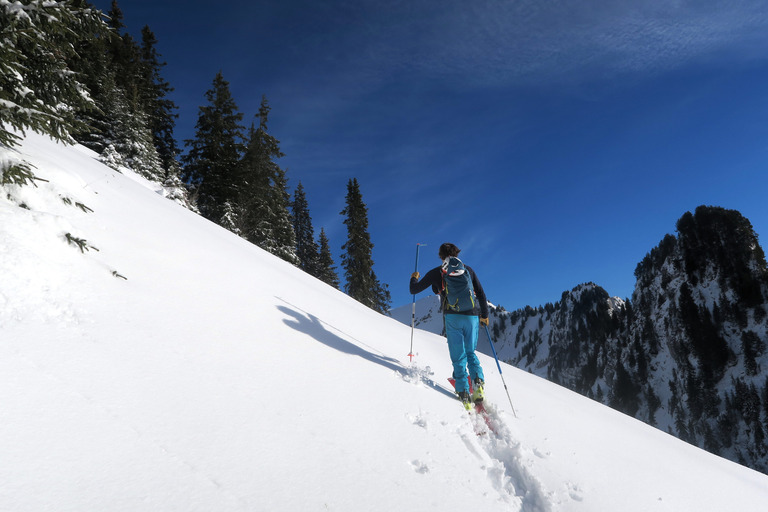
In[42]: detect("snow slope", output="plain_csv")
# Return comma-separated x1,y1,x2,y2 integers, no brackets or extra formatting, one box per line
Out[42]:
2,133,768,511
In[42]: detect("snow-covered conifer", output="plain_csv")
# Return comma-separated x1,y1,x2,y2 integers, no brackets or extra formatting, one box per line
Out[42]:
340,178,391,313
292,182,320,276
182,72,244,221
237,97,298,265
317,228,340,290
0,0,107,148
139,25,179,177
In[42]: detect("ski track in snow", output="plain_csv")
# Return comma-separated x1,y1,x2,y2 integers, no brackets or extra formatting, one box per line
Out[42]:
401,364,554,512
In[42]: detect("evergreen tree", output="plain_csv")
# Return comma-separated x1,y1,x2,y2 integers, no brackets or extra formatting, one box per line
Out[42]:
292,182,320,276
139,25,179,176
66,2,166,183
269,163,300,264
105,2,143,110
340,178,391,313
610,362,640,416
218,199,244,237
98,83,163,181
70,33,116,154
182,71,244,221
237,97,298,265
106,0,124,32
0,0,107,148
742,330,762,377
235,122,270,236
317,228,340,289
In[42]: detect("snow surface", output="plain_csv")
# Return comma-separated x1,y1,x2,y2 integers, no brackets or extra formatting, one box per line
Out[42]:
2,132,768,511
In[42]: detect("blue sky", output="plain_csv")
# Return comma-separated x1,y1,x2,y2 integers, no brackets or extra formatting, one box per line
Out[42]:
97,0,768,311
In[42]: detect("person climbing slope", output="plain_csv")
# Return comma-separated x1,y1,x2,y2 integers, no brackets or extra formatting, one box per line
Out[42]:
409,243,490,409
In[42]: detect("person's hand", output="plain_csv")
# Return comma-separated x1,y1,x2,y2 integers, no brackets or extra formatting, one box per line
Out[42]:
411,271,420,279
480,317,489,326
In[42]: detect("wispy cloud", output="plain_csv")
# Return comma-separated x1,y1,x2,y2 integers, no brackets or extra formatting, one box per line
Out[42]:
336,0,768,88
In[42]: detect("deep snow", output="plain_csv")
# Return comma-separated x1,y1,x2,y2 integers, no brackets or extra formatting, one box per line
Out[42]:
2,132,768,511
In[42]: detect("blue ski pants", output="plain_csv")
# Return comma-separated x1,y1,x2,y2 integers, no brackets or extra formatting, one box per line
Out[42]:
444,314,484,394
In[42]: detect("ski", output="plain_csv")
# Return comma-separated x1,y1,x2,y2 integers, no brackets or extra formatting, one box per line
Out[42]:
448,377,497,436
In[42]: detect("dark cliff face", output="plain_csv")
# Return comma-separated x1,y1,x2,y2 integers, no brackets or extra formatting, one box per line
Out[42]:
625,206,768,471
677,206,767,306
635,205,767,311
631,206,768,389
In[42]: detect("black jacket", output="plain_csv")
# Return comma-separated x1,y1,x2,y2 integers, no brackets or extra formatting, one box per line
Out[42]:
409,264,489,318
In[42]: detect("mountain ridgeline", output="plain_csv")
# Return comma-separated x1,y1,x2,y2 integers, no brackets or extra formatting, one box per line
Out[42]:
407,205,768,474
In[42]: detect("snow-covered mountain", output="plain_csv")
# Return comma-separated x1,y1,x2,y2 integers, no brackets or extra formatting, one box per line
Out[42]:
394,209,768,476
3,133,768,511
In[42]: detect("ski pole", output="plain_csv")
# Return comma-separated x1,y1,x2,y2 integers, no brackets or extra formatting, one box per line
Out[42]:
408,243,426,362
484,324,517,418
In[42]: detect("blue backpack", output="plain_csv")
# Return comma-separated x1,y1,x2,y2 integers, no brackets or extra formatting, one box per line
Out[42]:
441,257,476,313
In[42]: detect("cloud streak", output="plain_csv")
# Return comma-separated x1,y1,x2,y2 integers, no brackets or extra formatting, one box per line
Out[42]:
335,0,768,88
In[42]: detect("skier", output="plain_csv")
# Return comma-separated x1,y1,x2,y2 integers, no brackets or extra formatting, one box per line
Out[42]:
409,243,489,409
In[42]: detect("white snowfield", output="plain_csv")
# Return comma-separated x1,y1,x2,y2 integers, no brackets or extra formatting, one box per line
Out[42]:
2,132,767,511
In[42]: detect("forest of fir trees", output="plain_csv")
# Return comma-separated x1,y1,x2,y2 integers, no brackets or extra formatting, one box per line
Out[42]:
0,0,391,314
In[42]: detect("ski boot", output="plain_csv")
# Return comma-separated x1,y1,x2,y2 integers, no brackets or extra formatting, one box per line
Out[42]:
471,378,485,403
457,390,472,411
